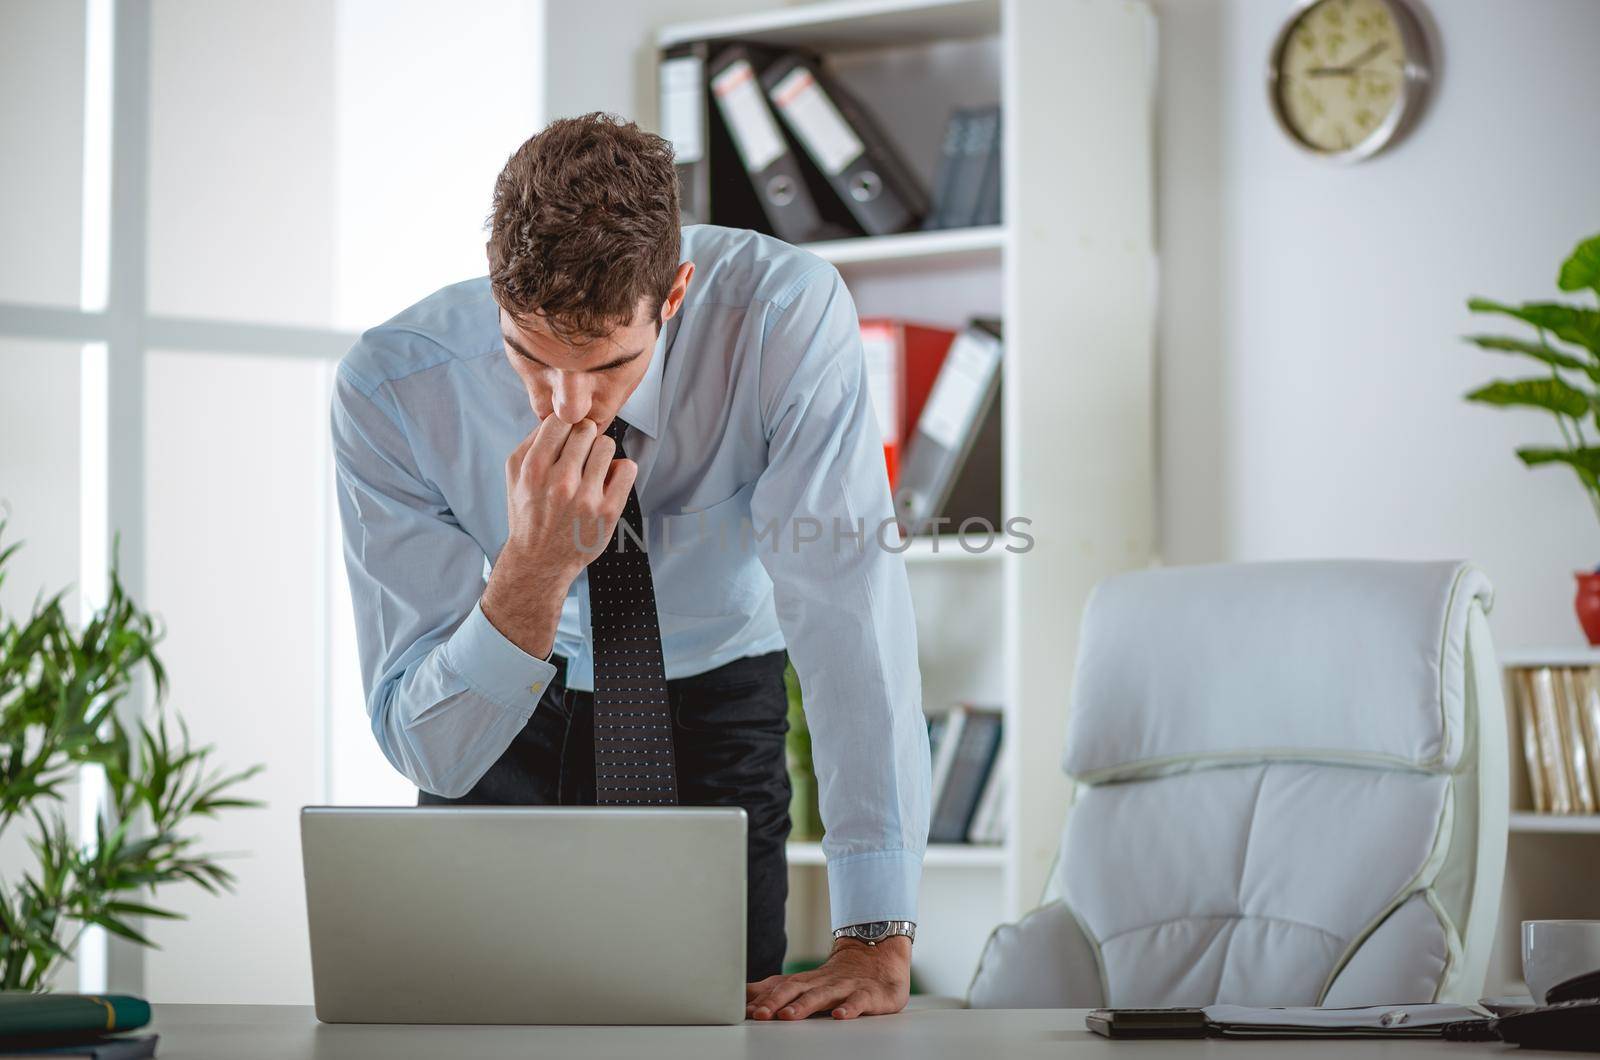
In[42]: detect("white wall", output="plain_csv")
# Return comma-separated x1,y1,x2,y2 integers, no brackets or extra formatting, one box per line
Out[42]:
334,0,541,331
1154,0,1600,651
544,0,786,123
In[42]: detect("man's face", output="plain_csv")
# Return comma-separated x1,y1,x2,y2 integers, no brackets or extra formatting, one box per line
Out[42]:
500,261,694,433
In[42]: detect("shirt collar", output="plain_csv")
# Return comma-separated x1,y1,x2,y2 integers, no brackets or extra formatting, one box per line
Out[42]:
615,315,677,440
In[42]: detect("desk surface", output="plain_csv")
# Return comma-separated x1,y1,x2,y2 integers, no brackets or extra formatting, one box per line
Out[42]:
147,1003,1554,1059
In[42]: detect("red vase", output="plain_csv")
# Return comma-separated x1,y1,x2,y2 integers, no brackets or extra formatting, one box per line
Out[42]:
1575,572,1600,646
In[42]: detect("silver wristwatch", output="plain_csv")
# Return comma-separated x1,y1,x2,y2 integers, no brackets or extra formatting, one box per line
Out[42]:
833,920,916,946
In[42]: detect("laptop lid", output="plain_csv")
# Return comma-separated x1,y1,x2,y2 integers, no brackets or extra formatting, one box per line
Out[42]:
300,806,746,1025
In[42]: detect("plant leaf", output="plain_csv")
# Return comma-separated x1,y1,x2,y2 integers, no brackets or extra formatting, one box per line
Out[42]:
1465,377,1591,417
1467,298,1600,356
1464,335,1600,381
83,913,154,948
1558,233,1600,299
104,901,182,920
1516,447,1600,473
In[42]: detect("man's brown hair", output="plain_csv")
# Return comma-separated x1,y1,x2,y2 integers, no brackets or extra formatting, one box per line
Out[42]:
487,112,681,345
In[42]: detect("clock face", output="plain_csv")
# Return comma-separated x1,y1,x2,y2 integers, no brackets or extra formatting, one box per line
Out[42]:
1274,0,1412,156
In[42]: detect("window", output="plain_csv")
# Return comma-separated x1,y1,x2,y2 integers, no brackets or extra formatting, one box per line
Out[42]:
0,0,543,1004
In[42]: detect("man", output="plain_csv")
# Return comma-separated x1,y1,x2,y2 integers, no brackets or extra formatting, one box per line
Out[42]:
331,112,929,1021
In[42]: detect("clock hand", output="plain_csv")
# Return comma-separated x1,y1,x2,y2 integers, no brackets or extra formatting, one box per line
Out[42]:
1307,40,1389,77
1344,40,1389,70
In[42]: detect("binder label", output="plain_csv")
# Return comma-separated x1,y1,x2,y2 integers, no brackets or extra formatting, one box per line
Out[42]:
859,323,898,444
919,331,1000,450
769,67,864,177
711,59,785,173
659,56,704,164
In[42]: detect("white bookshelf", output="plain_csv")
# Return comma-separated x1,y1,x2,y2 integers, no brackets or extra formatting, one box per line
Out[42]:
657,0,1000,51
802,225,1005,269
1509,812,1600,834
626,0,1153,996
900,533,1007,564
1488,651,1600,994
787,842,1006,868
1498,646,1600,668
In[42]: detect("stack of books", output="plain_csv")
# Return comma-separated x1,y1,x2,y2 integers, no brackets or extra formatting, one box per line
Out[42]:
1508,664,1600,814
927,705,1006,845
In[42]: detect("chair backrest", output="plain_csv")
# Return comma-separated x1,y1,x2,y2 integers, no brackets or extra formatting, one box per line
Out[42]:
968,560,1508,1008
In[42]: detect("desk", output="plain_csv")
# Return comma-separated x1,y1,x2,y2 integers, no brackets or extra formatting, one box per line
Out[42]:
146,1004,1553,1058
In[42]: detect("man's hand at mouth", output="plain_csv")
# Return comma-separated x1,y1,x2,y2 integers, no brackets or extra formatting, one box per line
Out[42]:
480,415,635,658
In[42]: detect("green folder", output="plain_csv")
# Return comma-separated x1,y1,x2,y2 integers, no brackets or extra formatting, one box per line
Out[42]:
0,994,150,1039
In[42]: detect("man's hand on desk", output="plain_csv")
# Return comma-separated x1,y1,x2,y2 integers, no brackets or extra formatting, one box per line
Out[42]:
745,936,911,1021
481,415,636,658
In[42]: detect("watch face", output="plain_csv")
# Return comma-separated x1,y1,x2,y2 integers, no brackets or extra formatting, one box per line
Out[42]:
855,921,891,940
1272,0,1419,158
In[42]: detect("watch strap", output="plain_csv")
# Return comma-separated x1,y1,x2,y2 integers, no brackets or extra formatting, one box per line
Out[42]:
833,920,917,945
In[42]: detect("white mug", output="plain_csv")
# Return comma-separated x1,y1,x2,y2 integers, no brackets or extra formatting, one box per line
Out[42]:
1522,919,1600,1004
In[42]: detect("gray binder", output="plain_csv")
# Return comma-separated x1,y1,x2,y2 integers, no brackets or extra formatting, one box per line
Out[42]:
946,105,1000,229
972,107,1003,227
707,45,853,244
894,319,1003,537
660,41,711,225
923,108,972,230
760,52,928,236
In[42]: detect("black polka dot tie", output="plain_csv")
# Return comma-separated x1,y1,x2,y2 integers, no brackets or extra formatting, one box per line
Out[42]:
588,417,678,805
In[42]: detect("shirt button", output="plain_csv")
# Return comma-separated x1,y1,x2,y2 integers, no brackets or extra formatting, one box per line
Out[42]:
530,683,543,694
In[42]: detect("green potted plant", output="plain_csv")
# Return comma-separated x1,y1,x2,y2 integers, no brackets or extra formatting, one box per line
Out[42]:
0,524,261,991
1464,232,1600,643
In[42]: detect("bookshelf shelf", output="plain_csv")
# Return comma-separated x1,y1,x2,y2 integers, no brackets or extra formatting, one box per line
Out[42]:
657,0,1000,52
1499,647,1600,669
787,841,1006,868
1509,812,1600,834
901,534,1007,564
800,225,1005,269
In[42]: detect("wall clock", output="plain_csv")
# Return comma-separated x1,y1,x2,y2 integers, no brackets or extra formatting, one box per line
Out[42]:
1268,0,1432,162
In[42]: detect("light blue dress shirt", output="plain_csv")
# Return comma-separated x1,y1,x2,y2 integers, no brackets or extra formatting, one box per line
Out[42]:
331,224,930,929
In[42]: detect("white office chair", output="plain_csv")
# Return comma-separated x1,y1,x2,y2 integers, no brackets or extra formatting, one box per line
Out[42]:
968,560,1508,1008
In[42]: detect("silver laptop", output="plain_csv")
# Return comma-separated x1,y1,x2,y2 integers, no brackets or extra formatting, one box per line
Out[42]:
300,806,746,1025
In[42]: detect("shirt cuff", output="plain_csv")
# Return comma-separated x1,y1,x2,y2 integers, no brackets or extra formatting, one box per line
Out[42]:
444,600,559,713
824,850,924,932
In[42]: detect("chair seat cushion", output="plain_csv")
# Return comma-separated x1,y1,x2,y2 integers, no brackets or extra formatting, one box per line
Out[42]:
1058,761,1452,1006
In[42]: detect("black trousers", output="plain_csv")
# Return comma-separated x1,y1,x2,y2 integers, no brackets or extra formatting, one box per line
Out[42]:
419,649,792,981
